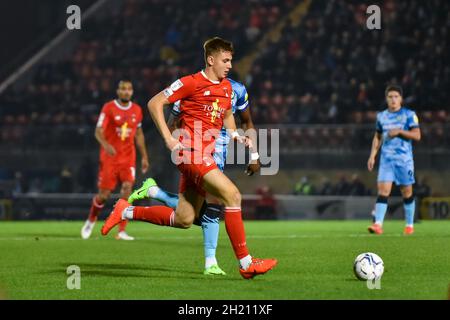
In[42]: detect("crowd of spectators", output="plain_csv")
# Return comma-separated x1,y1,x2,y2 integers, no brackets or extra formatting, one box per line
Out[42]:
248,0,449,124
0,0,448,193
1,0,448,131
293,174,432,197
294,174,372,196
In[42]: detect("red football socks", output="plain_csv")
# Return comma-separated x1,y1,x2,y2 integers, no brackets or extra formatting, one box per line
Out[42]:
88,196,104,222
224,207,250,259
118,220,128,232
133,206,175,226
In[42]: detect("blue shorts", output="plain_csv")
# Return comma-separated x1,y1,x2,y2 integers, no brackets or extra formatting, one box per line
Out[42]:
378,158,415,186
213,144,227,172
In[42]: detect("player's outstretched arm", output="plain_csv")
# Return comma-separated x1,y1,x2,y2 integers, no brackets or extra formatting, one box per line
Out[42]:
147,91,182,151
135,127,149,173
368,132,382,171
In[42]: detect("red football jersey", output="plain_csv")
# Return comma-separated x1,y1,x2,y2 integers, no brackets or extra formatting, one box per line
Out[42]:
164,71,232,150
96,100,143,165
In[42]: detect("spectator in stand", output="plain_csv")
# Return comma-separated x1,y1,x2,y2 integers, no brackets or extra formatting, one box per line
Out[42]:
348,174,367,196
294,176,315,195
255,186,277,220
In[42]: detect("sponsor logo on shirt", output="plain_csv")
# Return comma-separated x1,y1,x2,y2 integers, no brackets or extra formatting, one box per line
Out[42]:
203,99,225,123
170,79,184,91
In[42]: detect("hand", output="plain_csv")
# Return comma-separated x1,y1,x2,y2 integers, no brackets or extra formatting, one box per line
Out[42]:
245,159,261,176
104,143,116,156
367,157,375,172
388,129,402,138
141,157,149,174
235,135,253,148
166,136,184,152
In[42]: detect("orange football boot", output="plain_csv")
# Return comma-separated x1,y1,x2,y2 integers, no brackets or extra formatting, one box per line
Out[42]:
368,223,383,235
403,226,414,235
101,199,129,235
239,258,278,279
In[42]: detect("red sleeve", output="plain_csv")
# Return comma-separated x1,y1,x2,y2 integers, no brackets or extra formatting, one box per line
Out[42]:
96,104,110,129
163,75,196,103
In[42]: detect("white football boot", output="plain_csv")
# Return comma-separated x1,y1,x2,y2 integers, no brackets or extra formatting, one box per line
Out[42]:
115,231,135,241
81,219,96,239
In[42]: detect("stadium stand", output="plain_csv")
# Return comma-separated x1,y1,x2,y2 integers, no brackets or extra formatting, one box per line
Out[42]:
0,0,448,194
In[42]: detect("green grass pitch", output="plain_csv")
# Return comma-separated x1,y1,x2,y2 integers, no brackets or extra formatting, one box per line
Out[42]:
0,220,449,299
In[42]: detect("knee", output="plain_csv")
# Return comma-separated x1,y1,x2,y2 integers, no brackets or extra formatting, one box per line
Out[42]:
98,190,111,202
121,184,132,198
377,189,390,197
174,208,194,229
401,188,413,199
224,188,241,207
177,215,194,229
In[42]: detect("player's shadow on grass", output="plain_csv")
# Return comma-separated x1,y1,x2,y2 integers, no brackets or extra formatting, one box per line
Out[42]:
53,262,236,281
344,278,361,282
15,233,79,239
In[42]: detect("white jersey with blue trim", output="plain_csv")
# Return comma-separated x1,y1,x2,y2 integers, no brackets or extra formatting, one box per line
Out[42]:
171,77,249,147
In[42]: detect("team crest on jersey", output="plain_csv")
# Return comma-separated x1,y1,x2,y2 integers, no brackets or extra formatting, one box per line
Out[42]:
223,87,229,97
203,99,225,123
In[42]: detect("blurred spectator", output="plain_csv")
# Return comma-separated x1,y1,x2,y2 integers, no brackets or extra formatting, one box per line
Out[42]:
348,174,367,196
294,176,315,195
415,176,431,198
255,185,277,220
59,166,74,193
318,177,334,196
335,175,350,195
13,171,28,194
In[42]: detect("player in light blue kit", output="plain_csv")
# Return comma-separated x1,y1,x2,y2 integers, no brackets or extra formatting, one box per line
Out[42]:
128,77,261,275
367,85,421,235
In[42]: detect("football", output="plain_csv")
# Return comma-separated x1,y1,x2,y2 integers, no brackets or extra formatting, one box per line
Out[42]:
353,252,384,281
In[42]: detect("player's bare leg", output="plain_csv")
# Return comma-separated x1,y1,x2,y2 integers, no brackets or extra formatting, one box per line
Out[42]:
115,181,134,240
400,185,415,235
202,168,277,279
81,189,111,239
368,182,392,234
128,178,226,275
174,188,205,228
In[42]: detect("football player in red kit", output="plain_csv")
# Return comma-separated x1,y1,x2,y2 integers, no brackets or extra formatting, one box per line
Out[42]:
102,38,277,279
81,80,149,240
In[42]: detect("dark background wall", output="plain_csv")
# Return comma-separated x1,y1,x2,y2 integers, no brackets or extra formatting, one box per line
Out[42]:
0,0,95,81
